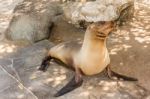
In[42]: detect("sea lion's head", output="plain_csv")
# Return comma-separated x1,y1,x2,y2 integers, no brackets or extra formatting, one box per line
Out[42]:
88,21,115,40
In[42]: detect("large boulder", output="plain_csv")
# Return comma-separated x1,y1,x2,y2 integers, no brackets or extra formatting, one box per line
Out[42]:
63,0,134,27
5,0,62,43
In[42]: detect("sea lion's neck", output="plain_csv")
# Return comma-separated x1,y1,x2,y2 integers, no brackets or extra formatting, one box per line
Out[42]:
81,29,107,52
78,29,110,75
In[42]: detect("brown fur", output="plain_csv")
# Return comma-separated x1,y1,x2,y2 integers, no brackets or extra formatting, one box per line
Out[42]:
47,21,115,75
39,21,137,97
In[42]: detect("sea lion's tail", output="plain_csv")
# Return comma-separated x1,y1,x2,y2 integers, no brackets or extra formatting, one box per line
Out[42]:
106,65,138,81
110,70,138,81
38,56,52,72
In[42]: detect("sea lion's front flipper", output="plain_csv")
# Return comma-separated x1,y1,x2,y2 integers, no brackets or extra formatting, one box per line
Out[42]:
106,65,138,81
38,56,52,72
54,75,83,97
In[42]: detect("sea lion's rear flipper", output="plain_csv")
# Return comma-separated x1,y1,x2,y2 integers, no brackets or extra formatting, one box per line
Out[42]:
109,70,138,81
38,56,52,72
54,75,83,97
106,65,138,81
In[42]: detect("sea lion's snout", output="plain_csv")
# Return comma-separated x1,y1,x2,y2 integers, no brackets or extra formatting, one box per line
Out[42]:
99,21,115,31
104,21,116,33
89,21,115,39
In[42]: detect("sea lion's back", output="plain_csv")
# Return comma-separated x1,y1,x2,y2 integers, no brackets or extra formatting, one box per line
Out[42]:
49,40,82,66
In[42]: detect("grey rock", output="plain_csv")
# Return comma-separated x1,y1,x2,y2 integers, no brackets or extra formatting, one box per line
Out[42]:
0,58,12,66
0,59,18,78
9,40,53,58
0,40,150,99
63,0,134,27
10,40,53,69
6,0,62,43
0,40,53,79
1,41,148,99
0,66,36,99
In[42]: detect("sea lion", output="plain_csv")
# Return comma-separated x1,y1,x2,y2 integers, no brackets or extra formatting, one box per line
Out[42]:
38,21,137,97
